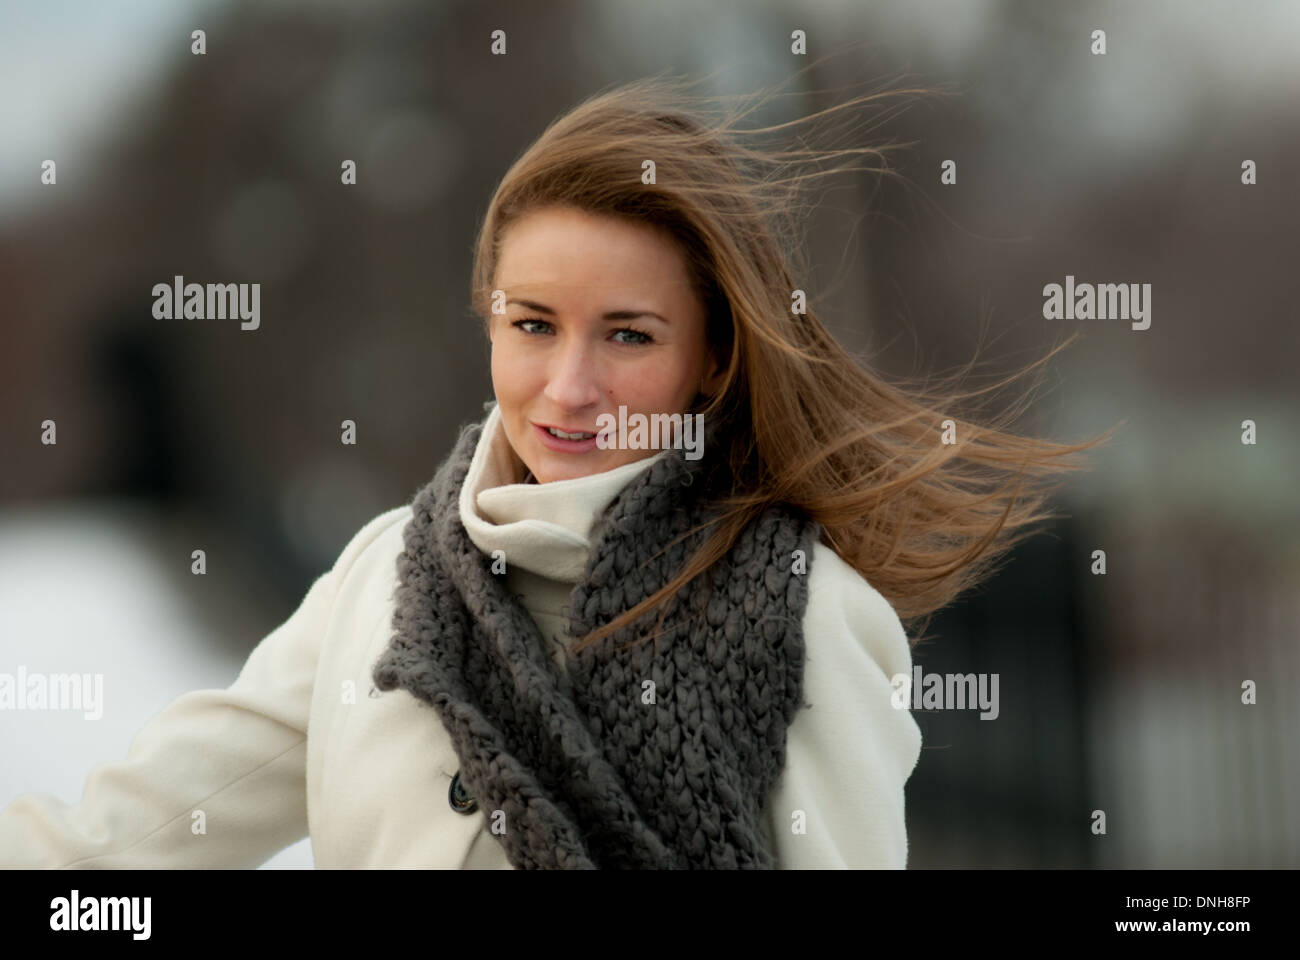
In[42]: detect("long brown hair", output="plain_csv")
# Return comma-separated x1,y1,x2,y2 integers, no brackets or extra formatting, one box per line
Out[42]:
469,69,1119,653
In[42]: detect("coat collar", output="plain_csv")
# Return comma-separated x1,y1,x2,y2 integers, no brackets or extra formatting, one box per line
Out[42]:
458,401,668,583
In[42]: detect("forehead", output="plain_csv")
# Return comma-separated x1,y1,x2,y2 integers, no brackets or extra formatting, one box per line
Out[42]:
494,206,696,300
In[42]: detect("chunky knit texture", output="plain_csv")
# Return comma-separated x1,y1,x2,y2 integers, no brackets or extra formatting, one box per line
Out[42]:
371,412,820,868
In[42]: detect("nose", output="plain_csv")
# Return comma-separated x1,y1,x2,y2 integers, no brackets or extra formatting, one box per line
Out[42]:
543,336,602,410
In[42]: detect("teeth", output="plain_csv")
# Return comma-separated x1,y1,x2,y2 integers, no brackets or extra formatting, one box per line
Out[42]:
547,426,595,440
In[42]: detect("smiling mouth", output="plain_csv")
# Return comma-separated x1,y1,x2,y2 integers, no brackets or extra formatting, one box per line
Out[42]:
541,425,597,440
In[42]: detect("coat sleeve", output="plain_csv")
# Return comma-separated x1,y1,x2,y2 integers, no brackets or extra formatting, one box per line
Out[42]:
0,507,407,869
767,542,923,869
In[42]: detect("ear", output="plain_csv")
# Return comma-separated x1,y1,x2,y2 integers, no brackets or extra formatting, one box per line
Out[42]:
700,350,726,396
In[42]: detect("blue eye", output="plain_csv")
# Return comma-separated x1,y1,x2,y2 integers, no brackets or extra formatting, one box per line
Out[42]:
511,318,552,335
611,327,654,345
509,318,655,345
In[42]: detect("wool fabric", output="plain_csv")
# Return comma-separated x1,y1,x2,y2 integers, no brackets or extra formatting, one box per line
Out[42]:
371,413,820,868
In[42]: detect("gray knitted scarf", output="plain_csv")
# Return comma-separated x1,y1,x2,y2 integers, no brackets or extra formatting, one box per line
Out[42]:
371,410,819,868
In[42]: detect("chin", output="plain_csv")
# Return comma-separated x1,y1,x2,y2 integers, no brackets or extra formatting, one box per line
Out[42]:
530,459,591,484
528,450,616,483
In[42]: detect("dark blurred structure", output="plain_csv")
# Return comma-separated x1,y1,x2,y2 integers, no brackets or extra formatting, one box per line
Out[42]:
908,516,1093,868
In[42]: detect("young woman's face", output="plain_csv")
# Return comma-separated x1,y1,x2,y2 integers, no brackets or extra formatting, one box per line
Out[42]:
489,205,721,483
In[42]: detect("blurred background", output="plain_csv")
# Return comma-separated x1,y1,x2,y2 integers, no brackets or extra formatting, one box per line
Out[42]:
1,0,1297,869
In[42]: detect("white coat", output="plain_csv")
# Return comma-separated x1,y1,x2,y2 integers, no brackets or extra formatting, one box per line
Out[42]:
0,404,922,868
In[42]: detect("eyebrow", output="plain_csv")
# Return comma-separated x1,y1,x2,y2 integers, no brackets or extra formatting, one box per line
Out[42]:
506,298,669,323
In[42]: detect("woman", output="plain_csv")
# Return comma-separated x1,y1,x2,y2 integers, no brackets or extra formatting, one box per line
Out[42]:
0,74,1109,869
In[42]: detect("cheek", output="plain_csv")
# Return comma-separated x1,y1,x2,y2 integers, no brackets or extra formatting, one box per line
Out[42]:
489,342,506,387
614,350,699,405
490,339,528,396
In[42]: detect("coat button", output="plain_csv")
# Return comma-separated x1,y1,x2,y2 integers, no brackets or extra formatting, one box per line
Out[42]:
448,770,478,814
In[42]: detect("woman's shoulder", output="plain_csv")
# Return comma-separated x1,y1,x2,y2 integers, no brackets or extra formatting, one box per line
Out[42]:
804,539,911,683
327,505,413,583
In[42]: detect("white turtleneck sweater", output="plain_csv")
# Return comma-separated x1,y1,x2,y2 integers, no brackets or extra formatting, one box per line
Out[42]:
0,402,922,869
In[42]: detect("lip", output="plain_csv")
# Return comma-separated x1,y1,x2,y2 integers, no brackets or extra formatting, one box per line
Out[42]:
533,421,601,453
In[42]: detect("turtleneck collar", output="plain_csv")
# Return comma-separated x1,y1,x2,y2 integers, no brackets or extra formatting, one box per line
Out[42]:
458,402,669,583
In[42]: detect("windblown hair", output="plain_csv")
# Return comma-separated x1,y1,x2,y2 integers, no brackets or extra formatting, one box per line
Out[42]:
468,69,1117,653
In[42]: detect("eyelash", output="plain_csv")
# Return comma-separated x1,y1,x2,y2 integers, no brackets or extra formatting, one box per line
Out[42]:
510,317,655,346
